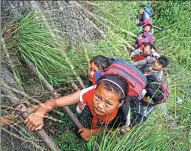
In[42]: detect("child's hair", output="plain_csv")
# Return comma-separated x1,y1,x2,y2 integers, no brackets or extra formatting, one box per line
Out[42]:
144,24,152,28
144,43,153,49
145,75,164,104
90,55,110,70
137,32,145,37
140,5,145,9
97,74,129,102
158,56,169,67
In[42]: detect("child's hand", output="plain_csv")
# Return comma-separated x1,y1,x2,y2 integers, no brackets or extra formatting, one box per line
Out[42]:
78,128,92,141
24,112,44,131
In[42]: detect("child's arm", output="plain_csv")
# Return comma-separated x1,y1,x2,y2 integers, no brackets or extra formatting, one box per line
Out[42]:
130,48,140,60
132,56,155,67
24,90,81,131
78,127,105,141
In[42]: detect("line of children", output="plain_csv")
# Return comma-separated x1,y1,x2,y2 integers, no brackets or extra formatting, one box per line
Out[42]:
129,5,170,126
24,5,169,141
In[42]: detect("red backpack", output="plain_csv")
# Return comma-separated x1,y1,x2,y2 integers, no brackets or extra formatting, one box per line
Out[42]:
136,31,155,49
92,59,147,97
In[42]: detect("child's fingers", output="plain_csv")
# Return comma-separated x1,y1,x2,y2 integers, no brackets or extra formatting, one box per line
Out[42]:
35,124,44,131
82,135,90,142
26,120,32,128
24,118,29,124
78,128,85,133
31,125,38,131
28,122,34,130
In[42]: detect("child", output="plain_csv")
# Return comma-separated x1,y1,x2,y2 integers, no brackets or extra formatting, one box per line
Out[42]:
133,56,169,81
87,55,111,83
130,43,154,61
77,55,111,114
130,75,168,126
24,74,131,141
135,31,155,49
137,5,153,27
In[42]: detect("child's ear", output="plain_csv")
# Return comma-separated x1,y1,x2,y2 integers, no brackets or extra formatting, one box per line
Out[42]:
118,100,124,108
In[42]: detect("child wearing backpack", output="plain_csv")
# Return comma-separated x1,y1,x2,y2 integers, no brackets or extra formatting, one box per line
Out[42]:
25,74,131,141
87,55,111,84
137,5,153,27
130,43,159,62
135,31,155,49
133,56,169,81
77,55,112,114
130,75,169,126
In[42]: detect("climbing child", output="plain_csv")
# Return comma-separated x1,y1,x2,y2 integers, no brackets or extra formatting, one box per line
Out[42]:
130,43,157,62
130,75,169,126
137,5,153,27
133,56,169,81
135,31,155,49
77,55,111,114
24,74,131,141
87,55,111,84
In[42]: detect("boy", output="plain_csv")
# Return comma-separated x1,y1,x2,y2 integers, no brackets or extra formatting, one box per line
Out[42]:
133,56,169,81
130,43,156,61
135,31,155,49
137,5,153,27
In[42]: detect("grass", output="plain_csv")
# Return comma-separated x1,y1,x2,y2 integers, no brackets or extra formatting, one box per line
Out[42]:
2,1,191,151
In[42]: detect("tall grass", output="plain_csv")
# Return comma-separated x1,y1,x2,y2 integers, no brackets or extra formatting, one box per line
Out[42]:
85,1,191,151
2,1,191,151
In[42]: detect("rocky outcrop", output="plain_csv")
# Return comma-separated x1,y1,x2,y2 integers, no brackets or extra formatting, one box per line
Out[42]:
1,1,106,49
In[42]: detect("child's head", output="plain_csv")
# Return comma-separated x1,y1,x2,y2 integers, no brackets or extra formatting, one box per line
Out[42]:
143,75,164,104
152,56,169,71
139,5,145,14
137,32,144,39
143,24,152,32
143,43,153,56
93,74,128,115
88,55,110,81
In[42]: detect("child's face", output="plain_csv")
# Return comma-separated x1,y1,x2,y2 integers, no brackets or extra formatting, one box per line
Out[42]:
152,60,163,71
143,45,152,55
139,8,145,14
144,25,151,32
88,62,99,81
93,83,123,116
138,33,144,39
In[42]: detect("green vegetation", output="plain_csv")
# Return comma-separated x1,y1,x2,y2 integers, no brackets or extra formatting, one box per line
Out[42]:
2,1,191,151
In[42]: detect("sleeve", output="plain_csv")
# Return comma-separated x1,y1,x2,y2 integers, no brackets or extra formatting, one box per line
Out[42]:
158,70,163,81
132,58,148,68
80,85,96,103
151,70,163,81
124,106,131,126
131,48,140,57
132,56,155,69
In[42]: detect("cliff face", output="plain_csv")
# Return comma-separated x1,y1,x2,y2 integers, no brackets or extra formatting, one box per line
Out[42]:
1,1,104,49
1,1,105,151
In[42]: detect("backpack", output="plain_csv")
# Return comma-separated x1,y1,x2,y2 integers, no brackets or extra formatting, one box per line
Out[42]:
133,54,147,62
136,31,154,48
92,59,147,97
158,81,169,104
144,6,153,17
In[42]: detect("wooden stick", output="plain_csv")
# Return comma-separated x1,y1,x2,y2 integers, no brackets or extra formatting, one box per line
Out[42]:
1,83,61,151
24,59,84,129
